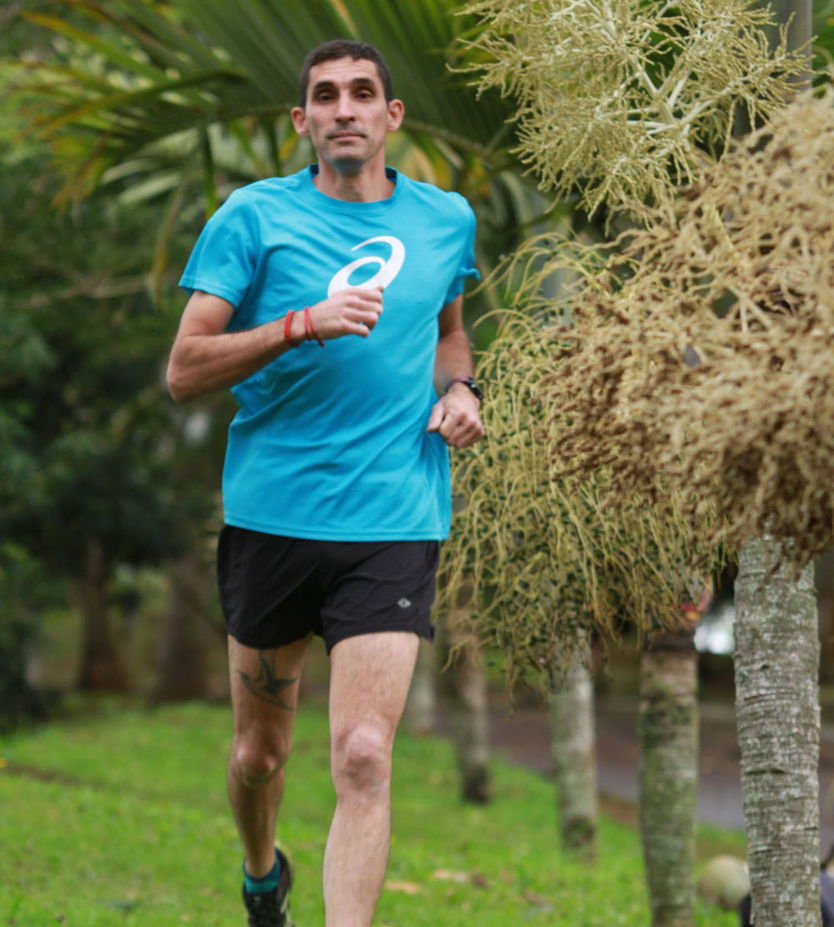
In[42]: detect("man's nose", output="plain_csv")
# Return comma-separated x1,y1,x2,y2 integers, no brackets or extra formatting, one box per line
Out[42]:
335,94,355,121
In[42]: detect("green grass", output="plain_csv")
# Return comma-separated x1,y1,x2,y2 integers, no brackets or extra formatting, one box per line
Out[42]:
0,700,743,926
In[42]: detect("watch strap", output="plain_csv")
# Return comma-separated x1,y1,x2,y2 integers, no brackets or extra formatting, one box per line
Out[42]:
446,376,484,402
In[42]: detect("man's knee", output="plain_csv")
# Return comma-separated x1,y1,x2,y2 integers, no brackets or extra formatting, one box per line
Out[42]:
231,729,292,787
332,723,392,796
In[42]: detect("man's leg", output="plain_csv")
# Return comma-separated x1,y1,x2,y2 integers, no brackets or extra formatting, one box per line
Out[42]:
227,634,312,877
323,631,420,927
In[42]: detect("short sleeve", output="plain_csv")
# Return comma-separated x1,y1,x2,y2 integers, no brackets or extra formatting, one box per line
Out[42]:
443,199,479,306
179,190,258,309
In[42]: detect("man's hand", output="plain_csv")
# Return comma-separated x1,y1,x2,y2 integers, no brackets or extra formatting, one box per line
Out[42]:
305,287,383,341
167,286,386,402
427,383,484,449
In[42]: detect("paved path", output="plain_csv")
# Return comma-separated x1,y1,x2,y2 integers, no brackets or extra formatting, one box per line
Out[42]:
481,694,834,854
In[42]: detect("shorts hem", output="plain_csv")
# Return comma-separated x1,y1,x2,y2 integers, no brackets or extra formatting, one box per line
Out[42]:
324,621,436,655
226,628,314,651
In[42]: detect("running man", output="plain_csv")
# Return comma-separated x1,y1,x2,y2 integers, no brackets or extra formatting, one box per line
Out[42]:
167,39,484,927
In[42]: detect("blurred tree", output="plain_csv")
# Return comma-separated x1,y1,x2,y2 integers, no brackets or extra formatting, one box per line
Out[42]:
1,152,180,690
0,133,228,701
638,616,700,927
1,7,241,715
550,633,597,860
0,543,55,733
439,308,713,866
151,553,216,703
403,638,437,737
437,609,492,805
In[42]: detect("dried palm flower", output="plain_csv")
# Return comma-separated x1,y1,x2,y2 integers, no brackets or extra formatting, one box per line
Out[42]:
543,91,834,567
439,308,716,687
460,0,805,219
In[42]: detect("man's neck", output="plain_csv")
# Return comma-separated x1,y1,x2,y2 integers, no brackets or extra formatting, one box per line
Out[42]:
312,161,394,202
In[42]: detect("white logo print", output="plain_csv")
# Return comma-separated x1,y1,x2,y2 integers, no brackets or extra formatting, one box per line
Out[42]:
327,236,406,297
397,598,412,609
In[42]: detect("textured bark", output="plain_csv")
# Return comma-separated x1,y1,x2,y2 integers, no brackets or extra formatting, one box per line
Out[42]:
816,551,834,683
404,636,437,736
437,611,492,804
638,628,698,927
734,538,820,927
152,555,211,703
76,539,128,692
550,639,598,860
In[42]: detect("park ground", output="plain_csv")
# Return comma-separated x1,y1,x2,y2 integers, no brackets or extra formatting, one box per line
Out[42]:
0,690,744,927
0,633,753,927
10,608,834,925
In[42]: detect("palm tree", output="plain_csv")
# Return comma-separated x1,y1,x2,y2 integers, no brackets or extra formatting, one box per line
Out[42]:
442,3,826,925
729,4,821,925
14,0,535,306
638,617,700,927
550,633,597,860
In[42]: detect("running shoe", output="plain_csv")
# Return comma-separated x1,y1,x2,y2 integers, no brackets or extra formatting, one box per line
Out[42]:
241,848,293,927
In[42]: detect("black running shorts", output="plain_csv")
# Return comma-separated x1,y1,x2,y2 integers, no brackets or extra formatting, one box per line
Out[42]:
217,526,439,653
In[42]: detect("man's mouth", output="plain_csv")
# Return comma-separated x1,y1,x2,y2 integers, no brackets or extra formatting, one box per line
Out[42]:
329,130,366,140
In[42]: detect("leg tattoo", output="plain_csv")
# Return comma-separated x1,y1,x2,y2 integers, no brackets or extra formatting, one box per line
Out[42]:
237,651,298,709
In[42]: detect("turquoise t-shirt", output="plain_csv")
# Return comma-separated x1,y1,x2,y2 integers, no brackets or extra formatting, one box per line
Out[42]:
179,166,478,541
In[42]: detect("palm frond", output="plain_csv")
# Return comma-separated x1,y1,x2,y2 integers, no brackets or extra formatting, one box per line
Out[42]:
13,0,521,206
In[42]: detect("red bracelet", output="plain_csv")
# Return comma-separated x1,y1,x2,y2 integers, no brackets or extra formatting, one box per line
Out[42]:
304,306,324,347
284,309,298,348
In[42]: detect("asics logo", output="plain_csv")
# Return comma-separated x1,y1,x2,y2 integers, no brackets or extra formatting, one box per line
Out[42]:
327,236,406,297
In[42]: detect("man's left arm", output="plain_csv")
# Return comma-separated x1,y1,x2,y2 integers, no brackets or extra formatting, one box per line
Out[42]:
428,295,485,449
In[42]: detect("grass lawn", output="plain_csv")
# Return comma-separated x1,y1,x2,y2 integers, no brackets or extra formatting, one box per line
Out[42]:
0,698,743,926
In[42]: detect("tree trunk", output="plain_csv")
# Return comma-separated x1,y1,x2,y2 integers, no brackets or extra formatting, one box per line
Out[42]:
815,550,834,683
638,624,698,927
731,2,818,921
734,537,820,927
550,636,597,860
76,539,128,691
152,555,212,703
437,610,492,804
404,636,437,736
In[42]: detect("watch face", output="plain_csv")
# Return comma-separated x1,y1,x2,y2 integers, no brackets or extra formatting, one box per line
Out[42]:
464,378,484,401
469,381,484,401
448,376,483,401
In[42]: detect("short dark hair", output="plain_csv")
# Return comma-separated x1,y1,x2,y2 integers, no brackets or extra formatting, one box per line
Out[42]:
298,39,394,108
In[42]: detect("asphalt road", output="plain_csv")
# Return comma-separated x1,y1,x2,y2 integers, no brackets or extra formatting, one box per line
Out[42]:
482,693,834,854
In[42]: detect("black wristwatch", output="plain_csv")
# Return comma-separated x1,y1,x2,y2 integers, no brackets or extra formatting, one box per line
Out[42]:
445,376,484,403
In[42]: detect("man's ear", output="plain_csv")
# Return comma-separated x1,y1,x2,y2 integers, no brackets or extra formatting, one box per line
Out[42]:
291,106,308,136
387,99,405,132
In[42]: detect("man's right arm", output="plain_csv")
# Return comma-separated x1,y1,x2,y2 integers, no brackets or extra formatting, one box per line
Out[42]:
167,290,295,403
166,287,384,403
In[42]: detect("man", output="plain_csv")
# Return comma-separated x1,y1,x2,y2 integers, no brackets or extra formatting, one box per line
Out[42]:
167,38,484,927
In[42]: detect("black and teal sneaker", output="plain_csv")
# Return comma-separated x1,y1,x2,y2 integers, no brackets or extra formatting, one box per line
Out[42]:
242,848,293,927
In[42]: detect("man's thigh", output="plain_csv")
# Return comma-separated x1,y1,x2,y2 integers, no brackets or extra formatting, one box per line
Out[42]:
229,634,312,749
328,632,420,748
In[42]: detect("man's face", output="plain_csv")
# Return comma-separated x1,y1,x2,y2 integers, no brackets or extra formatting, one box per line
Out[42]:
291,57,404,175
